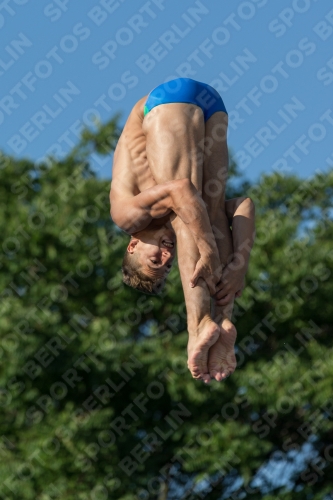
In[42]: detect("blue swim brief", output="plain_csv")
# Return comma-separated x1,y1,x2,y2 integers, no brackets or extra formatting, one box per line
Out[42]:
143,78,227,121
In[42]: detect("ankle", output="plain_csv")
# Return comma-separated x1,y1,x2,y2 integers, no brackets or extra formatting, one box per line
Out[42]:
188,314,211,336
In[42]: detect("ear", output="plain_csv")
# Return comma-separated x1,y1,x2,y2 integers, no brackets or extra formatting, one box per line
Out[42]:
127,238,139,254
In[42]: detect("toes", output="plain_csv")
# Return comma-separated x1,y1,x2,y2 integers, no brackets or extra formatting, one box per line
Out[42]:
211,322,237,381
209,369,219,381
209,355,236,381
187,360,209,381
187,322,220,380
210,369,227,382
188,369,211,383
188,364,202,379
187,356,208,380
221,366,236,380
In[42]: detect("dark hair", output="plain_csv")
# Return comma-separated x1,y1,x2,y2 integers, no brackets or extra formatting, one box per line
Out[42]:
121,251,165,295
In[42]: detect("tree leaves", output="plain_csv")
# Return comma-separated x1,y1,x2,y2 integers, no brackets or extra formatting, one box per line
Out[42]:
1,120,333,499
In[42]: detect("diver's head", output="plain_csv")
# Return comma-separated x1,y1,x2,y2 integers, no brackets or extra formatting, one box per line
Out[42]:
122,225,176,294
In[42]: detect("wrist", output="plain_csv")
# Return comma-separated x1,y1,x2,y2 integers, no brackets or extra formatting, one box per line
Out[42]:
199,237,217,255
230,255,248,275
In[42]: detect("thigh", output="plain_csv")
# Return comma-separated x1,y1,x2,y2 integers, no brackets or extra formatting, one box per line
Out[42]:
142,103,205,191
202,111,229,208
202,111,233,271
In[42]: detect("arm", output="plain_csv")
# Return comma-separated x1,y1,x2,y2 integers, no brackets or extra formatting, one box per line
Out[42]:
111,178,218,257
110,180,174,234
215,197,255,305
111,178,221,293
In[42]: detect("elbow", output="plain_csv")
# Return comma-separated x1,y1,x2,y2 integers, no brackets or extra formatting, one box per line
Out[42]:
110,205,115,221
111,215,131,234
110,207,123,229
109,192,113,219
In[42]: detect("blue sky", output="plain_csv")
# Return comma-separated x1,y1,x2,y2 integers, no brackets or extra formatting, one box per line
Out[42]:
1,0,333,183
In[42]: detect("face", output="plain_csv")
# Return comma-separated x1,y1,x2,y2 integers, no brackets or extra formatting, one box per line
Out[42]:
127,225,176,279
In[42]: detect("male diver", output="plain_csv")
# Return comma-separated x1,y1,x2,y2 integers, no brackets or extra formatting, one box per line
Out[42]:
110,78,255,383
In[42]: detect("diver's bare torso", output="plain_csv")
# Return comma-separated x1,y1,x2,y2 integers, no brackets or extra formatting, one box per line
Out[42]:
111,96,155,195
111,96,174,230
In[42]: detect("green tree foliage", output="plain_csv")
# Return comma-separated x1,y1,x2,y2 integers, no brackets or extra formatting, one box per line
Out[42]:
0,119,333,500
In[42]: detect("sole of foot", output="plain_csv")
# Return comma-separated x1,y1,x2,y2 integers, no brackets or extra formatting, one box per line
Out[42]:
207,318,237,382
187,318,220,383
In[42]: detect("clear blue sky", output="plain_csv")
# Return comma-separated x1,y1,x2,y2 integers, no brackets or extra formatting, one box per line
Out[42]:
1,0,333,183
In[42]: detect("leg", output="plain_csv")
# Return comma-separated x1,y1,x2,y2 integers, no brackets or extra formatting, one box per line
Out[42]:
201,112,237,381
143,103,204,187
143,104,219,382
172,217,220,382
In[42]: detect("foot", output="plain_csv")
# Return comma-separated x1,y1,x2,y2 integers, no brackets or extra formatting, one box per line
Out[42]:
207,318,237,382
187,318,220,383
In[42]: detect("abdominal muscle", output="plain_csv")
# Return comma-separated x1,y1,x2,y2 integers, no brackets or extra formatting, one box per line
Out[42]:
115,96,157,194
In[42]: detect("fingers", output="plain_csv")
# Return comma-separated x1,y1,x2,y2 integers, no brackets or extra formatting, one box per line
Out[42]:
189,277,216,296
215,284,226,296
211,274,222,295
215,287,230,300
190,272,219,296
189,269,199,288
190,275,215,295
215,293,232,306
203,275,217,296
215,282,244,300
207,282,217,296
215,276,228,291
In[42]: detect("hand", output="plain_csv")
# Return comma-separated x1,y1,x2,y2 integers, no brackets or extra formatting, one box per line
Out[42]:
215,262,246,306
190,253,222,296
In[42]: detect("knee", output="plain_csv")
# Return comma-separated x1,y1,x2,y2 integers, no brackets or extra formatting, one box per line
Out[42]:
243,197,255,214
248,197,255,210
231,196,255,215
